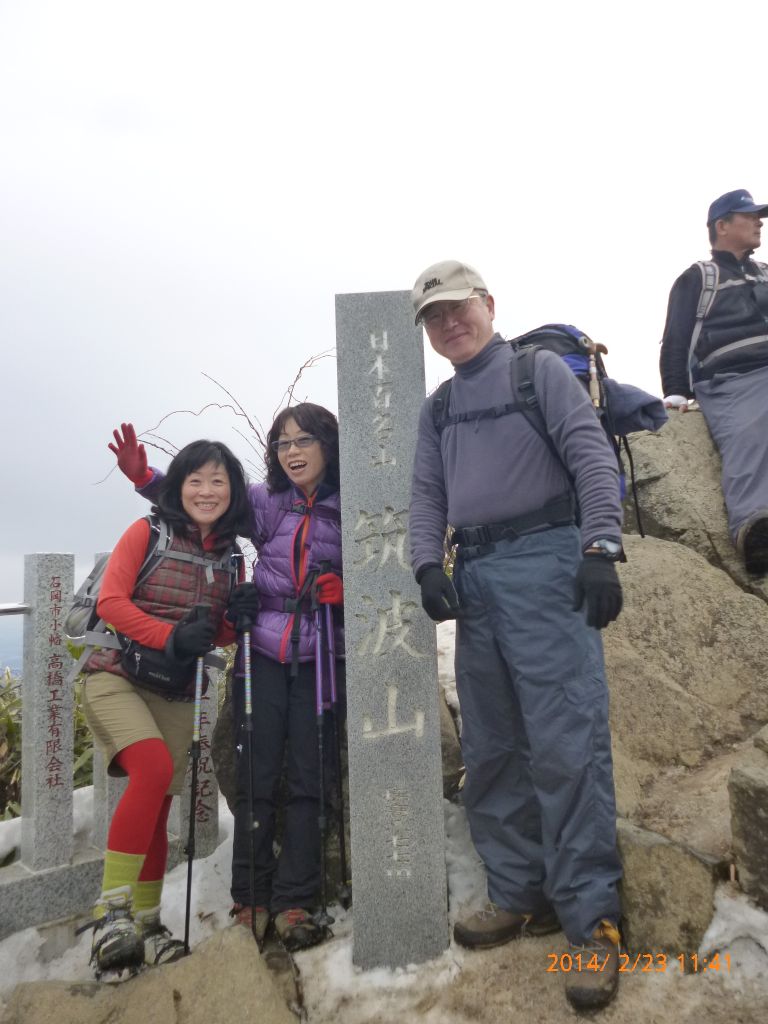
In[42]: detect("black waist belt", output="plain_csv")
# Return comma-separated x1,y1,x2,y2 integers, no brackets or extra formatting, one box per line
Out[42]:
452,494,576,553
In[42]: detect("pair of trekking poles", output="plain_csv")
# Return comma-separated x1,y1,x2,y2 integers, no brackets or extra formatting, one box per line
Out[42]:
235,572,350,950
182,578,351,954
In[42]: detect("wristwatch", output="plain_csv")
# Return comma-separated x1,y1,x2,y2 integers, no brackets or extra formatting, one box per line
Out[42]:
584,539,623,561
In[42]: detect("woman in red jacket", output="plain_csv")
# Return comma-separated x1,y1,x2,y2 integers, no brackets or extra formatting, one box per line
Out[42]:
80,440,250,979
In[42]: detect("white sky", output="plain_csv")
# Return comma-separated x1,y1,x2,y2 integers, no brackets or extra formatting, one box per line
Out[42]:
1,0,767,648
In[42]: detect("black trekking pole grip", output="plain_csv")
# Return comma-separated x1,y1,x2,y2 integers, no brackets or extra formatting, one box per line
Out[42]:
236,612,252,635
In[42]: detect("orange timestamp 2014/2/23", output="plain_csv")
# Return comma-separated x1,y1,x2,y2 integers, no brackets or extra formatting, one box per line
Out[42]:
546,951,731,974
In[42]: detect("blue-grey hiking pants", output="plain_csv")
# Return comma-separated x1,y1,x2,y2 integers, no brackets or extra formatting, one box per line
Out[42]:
453,525,621,944
695,364,768,541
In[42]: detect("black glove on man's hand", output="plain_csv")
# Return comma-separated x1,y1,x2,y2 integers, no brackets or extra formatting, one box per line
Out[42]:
226,583,261,630
572,556,623,629
418,564,461,622
172,617,217,659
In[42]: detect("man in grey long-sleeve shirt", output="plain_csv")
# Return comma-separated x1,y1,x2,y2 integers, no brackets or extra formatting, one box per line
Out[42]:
409,260,624,1013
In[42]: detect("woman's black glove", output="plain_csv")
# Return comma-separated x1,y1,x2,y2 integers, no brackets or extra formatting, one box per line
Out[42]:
171,615,217,660
572,556,623,629
417,564,461,622
226,583,261,631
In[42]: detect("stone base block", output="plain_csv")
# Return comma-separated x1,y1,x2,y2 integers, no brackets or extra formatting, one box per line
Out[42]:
729,762,768,910
617,818,725,955
0,849,103,940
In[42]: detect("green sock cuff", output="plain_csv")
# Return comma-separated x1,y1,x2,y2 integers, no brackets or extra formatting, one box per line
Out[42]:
133,879,163,914
100,849,146,900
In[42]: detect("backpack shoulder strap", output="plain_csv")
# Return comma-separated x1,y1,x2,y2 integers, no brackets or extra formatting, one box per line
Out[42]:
135,514,169,584
431,378,453,435
513,345,564,467
687,260,719,389
67,516,169,683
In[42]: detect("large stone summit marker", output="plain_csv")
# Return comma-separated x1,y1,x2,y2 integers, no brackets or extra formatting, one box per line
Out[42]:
335,290,449,969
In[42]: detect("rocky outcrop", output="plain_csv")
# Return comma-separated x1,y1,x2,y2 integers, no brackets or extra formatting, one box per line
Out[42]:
609,413,768,928
605,533,768,819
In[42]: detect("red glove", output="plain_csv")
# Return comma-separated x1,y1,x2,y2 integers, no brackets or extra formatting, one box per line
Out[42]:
108,423,152,487
315,572,344,606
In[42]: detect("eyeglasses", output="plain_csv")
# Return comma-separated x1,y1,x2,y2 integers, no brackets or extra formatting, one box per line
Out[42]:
271,434,319,453
418,294,486,328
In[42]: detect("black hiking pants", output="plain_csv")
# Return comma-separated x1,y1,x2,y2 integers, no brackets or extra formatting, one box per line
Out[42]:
230,651,345,913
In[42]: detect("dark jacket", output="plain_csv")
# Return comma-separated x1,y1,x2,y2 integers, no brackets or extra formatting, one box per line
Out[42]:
660,250,768,397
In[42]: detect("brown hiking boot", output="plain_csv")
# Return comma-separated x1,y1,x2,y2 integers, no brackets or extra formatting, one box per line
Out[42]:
736,515,768,575
273,908,325,951
230,903,270,944
564,919,621,1011
453,902,561,950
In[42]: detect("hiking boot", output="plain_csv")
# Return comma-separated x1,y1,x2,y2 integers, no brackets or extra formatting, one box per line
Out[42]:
454,902,561,950
135,909,187,966
273,908,326,951
565,919,621,1012
737,515,768,575
230,903,270,944
80,886,145,979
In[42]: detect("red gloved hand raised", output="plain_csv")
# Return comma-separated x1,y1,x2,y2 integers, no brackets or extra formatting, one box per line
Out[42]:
315,573,344,606
108,423,152,487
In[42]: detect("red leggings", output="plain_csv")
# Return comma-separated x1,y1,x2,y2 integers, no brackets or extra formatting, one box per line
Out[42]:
110,738,174,881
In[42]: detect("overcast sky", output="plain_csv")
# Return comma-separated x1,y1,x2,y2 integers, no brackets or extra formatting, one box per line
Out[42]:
2,0,767,662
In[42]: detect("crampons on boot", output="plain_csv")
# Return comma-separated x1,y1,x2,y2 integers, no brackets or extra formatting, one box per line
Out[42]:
78,886,145,980
136,909,187,966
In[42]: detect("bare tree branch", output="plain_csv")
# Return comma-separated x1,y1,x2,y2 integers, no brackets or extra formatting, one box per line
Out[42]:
272,349,336,420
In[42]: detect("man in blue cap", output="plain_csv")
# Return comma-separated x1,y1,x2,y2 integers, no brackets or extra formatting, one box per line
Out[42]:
660,189,768,572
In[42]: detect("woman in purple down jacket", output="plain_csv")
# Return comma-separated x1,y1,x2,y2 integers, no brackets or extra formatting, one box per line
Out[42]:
109,404,344,952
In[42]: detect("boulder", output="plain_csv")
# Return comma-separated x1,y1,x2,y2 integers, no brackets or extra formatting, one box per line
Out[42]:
606,533,768,782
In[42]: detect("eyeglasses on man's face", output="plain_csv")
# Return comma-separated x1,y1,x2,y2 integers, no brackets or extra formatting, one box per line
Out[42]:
418,294,486,328
271,434,319,453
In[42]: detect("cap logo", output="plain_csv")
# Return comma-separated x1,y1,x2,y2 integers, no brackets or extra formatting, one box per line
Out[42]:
422,277,442,294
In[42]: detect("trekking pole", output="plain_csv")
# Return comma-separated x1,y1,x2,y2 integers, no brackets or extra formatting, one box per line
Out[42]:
238,613,261,949
323,600,351,909
586,338,609,409
312,579,334,931
184,603,212,956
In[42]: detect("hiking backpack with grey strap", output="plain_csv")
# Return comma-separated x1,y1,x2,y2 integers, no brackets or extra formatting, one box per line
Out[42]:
686,259,768,390
65,514,234,685
431,325,667,537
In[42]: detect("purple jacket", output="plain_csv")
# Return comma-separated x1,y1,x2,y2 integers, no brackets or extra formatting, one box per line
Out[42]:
139,472,343,664
248,481,344,663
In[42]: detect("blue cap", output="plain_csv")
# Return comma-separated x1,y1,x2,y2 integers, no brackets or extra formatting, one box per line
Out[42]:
707,189,768,225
